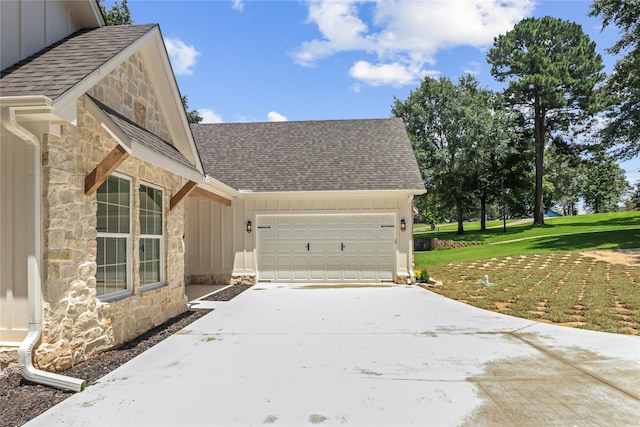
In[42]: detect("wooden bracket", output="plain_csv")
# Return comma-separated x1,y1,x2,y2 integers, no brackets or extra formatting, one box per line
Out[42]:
170,180,198,211
85,145,129,195
191,187,232,206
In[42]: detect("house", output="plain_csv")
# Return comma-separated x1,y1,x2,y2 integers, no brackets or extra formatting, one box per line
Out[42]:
187,119,425,285
0,0,424,390
0,0,230,390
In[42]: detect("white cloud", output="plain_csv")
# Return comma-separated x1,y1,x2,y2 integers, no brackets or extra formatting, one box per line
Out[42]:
350,61,427,87
294,0,535,87
231,0,244,12
198,109,224,123
267,111,288,122
463,61,482,76
165,37,200,76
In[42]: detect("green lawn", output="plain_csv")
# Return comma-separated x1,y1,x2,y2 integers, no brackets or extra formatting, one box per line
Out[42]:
415,211,640,266
415,211,640,244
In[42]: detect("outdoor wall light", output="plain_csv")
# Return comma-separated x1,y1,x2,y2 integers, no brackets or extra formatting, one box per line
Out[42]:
246,220,252,233
400,218,406,232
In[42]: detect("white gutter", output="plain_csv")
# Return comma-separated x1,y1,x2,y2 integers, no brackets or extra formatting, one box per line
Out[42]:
1,107,85,392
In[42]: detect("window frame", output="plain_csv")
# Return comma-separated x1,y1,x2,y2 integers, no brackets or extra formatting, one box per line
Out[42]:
138,181,165,292
96,173,133,302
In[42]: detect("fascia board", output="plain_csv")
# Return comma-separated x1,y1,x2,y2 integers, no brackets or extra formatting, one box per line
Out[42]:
65,0,106,27
130,141,204,183
201,176,240,199
236,189,427,200
0,96,53,109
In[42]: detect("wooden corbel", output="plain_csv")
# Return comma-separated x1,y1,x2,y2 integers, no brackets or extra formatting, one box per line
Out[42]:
85,145,129,195
170,180,198,211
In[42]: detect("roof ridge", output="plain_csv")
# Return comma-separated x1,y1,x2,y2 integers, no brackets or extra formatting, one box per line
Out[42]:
191,117,400,127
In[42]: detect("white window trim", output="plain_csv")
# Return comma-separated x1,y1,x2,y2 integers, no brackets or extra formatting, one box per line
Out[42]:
96,173,133,302
139,181,165,292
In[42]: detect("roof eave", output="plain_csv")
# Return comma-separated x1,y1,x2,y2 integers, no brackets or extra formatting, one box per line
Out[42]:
0,95,53,109
236,188,427,199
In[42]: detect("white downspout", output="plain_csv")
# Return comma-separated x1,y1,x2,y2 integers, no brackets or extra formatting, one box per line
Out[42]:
2,107,85,392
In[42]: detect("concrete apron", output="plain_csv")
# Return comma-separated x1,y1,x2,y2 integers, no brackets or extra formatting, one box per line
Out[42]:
26,284,640,426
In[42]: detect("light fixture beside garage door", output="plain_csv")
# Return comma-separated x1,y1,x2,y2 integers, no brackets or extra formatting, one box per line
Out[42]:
400,218,406,232
246,220,252,233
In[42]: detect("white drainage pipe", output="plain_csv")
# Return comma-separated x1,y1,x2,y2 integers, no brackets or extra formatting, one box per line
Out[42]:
3,106,85,392
18,330,85,392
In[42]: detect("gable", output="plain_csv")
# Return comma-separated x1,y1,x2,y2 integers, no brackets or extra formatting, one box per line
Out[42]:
88,52,172,144
192,118,425,193
1,23,203,173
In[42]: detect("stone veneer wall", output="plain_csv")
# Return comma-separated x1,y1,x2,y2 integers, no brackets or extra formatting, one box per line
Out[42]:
414,237,486,251
186,274,257,286
88,52,171,142
33,59,189,372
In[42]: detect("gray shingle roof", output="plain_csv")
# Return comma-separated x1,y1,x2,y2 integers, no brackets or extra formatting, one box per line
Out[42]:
1,24,156,99
191,118,425,193
90,96,199,174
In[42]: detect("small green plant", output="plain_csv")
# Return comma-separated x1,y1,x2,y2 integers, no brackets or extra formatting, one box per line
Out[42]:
414,268,430,283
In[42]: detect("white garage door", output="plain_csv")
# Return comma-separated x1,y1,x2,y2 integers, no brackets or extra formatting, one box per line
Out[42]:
257,214,395,282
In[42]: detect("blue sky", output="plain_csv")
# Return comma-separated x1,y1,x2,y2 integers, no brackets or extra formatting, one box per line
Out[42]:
117,0,638,186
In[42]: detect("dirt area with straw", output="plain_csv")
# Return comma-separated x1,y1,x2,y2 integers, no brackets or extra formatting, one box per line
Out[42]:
427,249,640,336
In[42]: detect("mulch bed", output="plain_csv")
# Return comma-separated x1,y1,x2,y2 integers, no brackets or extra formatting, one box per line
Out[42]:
0,284,250,427
202,283,253,301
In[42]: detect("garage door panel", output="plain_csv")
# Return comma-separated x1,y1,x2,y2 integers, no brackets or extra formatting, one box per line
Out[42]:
258,214,395,283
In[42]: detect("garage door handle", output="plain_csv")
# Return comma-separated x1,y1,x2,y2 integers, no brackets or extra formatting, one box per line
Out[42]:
306,243,310,251
341,243,346,251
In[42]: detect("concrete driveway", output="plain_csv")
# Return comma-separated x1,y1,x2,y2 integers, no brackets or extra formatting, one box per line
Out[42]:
27,284,640,426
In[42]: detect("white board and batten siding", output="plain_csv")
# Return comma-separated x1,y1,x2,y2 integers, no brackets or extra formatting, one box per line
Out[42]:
0,133,29,343
184,197,234,278
0,0,101,71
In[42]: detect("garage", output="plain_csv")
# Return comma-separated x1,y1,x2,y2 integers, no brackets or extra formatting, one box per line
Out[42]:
187,118,426,285
257,214,396,282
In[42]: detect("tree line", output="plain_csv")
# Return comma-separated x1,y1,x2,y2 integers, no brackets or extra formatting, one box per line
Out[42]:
393,1,640,233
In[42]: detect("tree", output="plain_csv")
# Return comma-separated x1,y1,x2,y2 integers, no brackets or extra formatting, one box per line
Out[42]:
182,96,203,124
582,149,630,212
393,75,498,234
99,0,133,26
487,16,606,226
590,0,640,160
629,182,640,210
472,93,531,230
544,142,583,215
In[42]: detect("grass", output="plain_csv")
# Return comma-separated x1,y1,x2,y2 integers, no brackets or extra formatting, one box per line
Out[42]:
415,211,640,243
415,212,640,335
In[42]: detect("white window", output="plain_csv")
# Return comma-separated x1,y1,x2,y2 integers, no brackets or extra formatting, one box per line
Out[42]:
96,175,131,299
139,183,163,288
